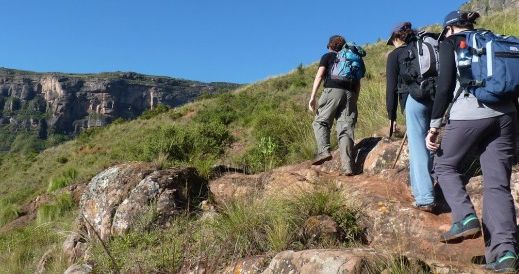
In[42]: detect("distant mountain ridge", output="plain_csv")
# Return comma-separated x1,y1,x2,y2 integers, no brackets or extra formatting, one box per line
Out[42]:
462,0,519,14
0,68,240,141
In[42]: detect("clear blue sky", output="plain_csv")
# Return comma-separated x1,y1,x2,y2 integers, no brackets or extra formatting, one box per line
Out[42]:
0,0,467,84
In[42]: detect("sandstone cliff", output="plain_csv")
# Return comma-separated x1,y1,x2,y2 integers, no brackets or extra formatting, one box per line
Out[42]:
0,68,240,139
462,0,519,14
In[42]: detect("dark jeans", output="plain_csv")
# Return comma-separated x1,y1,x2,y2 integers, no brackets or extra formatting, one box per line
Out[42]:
433,113,517,263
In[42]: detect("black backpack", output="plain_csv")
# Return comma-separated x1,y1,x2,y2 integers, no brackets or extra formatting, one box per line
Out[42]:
398,31,440,101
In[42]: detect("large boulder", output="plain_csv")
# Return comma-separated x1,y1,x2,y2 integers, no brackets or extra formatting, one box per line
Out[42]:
261,249,382,274
68,163,207,242
77,163,207,240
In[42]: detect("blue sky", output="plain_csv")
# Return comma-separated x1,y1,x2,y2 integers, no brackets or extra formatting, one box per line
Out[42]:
0,0,467,83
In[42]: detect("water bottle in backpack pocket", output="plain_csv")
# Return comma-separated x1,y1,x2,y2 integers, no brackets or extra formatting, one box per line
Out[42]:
330,42,366,82
455,30,519,104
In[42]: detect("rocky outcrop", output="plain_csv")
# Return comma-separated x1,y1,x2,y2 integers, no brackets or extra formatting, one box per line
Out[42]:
0,68,240,138
261,249,381,274
207,137,519,271
462,0,519,14
63,163,208,266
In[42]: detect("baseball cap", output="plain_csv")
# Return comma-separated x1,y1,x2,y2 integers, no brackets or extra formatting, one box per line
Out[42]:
439,10,464,40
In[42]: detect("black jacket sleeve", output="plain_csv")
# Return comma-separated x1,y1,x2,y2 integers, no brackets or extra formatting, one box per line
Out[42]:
386,50,399,120
430,38,458,123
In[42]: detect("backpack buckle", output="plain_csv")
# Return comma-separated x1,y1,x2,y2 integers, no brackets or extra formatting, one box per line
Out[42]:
470,47,486,56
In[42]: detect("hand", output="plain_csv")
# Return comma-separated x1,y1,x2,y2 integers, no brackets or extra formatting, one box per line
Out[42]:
308,97,317,112
426,129,440,152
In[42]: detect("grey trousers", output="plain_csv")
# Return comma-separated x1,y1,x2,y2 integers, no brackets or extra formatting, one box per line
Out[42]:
312,87,358,171
434,113,517,262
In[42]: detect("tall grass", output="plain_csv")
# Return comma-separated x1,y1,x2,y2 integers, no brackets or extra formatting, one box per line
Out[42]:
36,192,75,225
90,186,363,273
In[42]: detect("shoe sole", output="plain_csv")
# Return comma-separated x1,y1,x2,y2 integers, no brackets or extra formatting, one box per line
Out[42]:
494,268,517,273
311,155,332,165
440,228,481,243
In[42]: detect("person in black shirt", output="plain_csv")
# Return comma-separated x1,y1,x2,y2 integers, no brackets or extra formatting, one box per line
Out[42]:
386,22,436,212
308,35,360,175
426,11,518,272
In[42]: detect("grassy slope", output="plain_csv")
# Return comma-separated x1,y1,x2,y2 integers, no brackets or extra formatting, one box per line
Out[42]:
0,8,518,273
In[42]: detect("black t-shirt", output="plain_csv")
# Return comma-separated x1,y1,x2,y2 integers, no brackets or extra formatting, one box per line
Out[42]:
319,52,354,90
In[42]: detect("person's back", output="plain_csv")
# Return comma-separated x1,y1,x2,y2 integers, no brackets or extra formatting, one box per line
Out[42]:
386,22,436,212
308,35,361,176
426,11,519,272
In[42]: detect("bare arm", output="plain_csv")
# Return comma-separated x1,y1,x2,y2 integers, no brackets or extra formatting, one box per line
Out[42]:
309,66,326,112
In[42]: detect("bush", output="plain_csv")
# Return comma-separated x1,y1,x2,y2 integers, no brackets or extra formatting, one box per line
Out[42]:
0,201,21,227
36,192,74,224
47,168,78,192
140,104,171,120
137,122,233,164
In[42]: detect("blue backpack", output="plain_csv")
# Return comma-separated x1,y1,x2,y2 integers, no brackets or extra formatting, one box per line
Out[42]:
330,42,366,82
455,30,519,104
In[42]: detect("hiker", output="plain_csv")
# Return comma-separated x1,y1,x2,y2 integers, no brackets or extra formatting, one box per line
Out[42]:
386,22,437,212
426,11,519,272
308,35,365,176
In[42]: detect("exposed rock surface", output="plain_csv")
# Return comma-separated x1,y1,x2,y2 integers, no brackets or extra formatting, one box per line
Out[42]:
261,249,381,274
208,137,519,272
75,163,207,241
462,0,519,14
0,68,240,140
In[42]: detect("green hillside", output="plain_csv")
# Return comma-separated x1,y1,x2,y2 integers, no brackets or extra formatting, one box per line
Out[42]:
1,7,518,273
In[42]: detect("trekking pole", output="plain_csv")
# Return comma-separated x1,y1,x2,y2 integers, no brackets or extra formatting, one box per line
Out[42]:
392,131,407,169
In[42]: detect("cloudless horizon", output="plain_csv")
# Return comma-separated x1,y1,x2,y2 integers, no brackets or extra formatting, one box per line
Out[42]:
0,0,467,84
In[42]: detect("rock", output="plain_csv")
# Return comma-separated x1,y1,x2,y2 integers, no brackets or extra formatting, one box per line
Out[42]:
261,249,382,274
77,163,207,240
362,138,408,175
209,167,320,205
462,0,519,14
209,173,266,205
222,256,269,274
301,215,339,243
63,232,87,264
35,247,55,274
63,264,93,274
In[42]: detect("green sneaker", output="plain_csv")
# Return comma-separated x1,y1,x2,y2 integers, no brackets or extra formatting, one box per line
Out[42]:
440,213,481,243
485,251,518,273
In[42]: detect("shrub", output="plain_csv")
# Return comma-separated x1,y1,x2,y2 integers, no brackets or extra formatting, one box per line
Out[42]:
0,201,21,227
36,192,74,224
139,104,171,120
47,168,78,192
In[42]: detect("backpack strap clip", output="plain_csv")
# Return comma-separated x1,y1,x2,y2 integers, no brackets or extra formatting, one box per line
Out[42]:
471,47,486,56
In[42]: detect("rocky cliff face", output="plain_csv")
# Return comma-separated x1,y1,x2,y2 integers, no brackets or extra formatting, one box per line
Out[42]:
462,0,519,14
0,68,240,137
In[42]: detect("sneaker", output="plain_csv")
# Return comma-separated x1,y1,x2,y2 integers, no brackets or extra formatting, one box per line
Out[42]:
413,202,436,213
312,152,332,165
485,251,518,273
440,213,481,243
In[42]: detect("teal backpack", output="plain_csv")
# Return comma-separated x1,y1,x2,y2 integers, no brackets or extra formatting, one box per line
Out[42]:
330,42,366,81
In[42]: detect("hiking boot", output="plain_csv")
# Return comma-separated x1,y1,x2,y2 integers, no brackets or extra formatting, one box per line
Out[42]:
440,213,481,243
312,152,332,165
413,202,436,213
485,251,518,273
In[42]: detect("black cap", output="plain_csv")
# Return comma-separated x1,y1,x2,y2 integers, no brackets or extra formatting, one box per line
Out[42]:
387,22,412,46
439,10,464,40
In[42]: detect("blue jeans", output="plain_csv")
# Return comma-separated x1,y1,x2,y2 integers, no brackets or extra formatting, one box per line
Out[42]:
405,96,435,205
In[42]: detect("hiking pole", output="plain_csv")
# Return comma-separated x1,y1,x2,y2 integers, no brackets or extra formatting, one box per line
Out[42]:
392,131,407,169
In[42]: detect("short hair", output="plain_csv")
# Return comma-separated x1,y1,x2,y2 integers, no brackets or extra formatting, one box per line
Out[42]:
327,35,346,52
